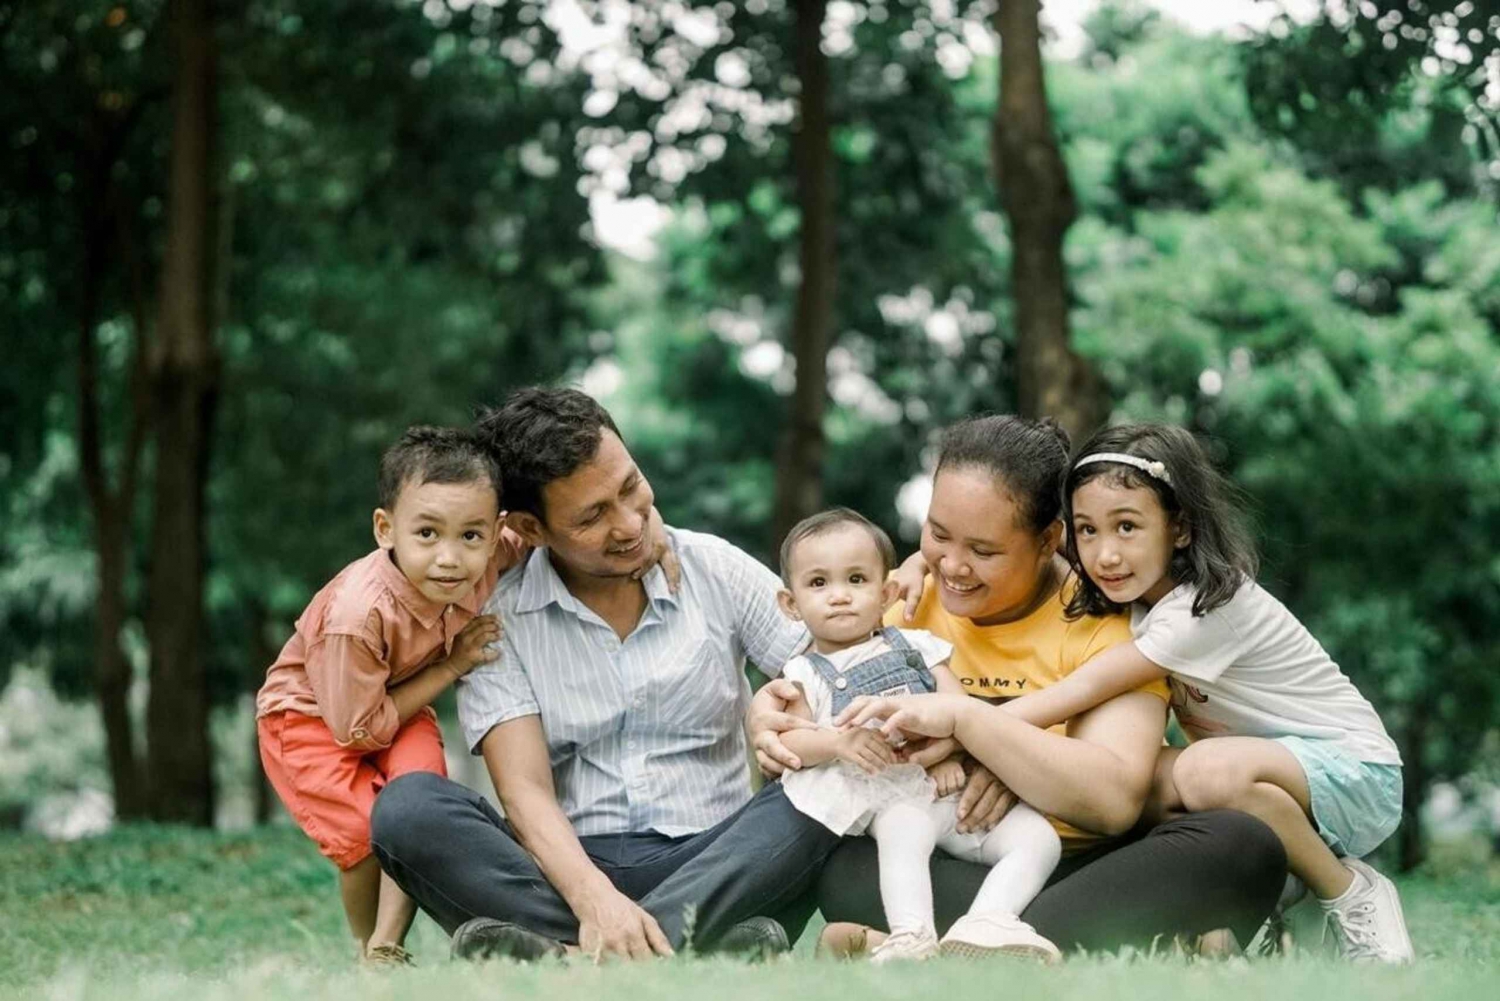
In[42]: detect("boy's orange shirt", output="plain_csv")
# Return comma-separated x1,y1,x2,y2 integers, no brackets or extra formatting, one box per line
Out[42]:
885,574,1169,848
256,537,523,752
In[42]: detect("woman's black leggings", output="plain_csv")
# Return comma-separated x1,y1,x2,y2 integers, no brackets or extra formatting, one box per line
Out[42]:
817,809,1287,953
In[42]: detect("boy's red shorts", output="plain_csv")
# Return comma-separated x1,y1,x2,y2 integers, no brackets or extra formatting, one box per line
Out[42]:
257,709,447,870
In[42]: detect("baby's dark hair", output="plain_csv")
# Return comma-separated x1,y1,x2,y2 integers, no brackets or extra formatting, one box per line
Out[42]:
472,386,622,523
779,507,897,586
1062,423,1257,619
935,414,1073,534
378,425,500,512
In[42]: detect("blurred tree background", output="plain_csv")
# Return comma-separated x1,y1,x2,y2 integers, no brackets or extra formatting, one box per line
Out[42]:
2,0,1498,869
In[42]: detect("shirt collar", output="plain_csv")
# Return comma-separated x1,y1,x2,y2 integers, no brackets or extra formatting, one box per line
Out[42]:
374,549,449,630
513,546,681,615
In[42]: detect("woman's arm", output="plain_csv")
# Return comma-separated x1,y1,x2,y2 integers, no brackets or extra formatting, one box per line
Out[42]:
1000,640,1168,731
841,688,1167,837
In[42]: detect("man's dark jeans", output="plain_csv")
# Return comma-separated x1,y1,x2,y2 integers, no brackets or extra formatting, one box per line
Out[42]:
370,771,841,949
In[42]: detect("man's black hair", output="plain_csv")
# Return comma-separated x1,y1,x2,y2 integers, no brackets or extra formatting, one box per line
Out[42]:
473,386,622,522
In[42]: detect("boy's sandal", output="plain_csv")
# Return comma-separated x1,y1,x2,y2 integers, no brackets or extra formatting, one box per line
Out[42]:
365,943,415,967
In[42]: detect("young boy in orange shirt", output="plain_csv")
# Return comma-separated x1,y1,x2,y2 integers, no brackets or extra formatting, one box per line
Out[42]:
256,426,521,964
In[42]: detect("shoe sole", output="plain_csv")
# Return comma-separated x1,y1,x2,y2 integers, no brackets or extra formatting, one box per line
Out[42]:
939,940,1060,964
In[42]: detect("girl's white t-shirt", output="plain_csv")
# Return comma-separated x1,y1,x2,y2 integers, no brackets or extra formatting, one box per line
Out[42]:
1131,581,1401,765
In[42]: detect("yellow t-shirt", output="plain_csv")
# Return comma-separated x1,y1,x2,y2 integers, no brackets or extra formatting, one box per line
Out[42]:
885,575,1169,848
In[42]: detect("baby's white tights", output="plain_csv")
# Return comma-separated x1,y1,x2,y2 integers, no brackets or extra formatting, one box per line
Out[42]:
869,795,1063,934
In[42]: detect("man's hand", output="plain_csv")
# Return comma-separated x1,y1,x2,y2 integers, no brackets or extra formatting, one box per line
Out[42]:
928,755,966,798
834,692,969,742
748,678,817,776
633,506,682,592
956,762,1017,834
446,615,502,678
835,728,897,774
576,885,674,961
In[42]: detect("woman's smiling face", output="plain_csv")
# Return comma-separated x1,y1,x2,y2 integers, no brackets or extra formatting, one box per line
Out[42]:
920,465,1059,624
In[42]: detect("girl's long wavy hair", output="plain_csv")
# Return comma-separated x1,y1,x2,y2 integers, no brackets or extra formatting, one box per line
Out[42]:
1062,423,1258,619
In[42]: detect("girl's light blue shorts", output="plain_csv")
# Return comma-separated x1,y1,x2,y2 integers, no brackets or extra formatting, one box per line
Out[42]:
1275,734,1403,860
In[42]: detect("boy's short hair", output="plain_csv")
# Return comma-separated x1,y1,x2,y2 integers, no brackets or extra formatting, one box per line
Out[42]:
778,507,897,585
472,386,622,523
378,425,500,512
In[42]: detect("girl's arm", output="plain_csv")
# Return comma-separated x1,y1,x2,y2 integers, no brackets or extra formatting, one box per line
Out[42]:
1000,640,1168,730
904,662,965,768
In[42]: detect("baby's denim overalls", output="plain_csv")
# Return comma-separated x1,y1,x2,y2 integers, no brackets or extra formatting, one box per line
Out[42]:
806,626,937,717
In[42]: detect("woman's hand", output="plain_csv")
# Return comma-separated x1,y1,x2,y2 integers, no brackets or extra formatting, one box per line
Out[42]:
889,551,931,622
956,762,1017,834
748,678,818,776
834,692,969,742
633,506,682,592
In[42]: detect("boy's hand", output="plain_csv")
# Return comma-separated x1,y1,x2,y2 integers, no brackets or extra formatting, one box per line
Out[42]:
633,506,682,593
890,551,930,622
835,728,897,774
447,615,501,678
928,755,966,798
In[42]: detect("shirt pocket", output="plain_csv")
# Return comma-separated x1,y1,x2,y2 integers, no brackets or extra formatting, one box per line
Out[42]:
651,625,742,739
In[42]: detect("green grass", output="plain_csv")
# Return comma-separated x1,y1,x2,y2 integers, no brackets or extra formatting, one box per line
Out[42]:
2,825,1496,1000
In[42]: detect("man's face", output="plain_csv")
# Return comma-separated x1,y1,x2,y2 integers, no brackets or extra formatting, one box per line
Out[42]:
516,429,657,580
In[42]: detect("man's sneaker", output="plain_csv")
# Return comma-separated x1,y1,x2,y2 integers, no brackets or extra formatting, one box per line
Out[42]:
450,917,566,962
1321,858,1414,964
710,916,790,961
869,925,939,963
939,913,1061,964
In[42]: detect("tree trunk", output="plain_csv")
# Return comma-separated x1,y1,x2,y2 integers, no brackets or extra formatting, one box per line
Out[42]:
145,0,220,825
77,181,147,820
247,599,277,825
992,1,1105,441
772,0,836,557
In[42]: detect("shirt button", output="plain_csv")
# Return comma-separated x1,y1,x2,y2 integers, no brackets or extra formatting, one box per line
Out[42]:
627,739,637,749
834,677,848,690
352,727,369,739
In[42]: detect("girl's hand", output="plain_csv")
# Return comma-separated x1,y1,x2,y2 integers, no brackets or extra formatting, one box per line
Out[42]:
889,551,931,622
633,506,682,592
447,615,502,678
928,755,966,798
836,728,897,774
903,735,960,769
835,693,967,742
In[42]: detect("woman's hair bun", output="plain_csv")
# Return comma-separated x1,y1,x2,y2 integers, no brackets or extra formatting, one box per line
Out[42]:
1037,416,1071,454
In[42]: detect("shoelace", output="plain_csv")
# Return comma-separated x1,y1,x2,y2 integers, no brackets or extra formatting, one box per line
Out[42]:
1324,901,1382,959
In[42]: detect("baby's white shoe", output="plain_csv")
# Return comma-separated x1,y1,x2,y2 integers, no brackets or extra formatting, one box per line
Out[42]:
939,912,1061,963
869,925,939,963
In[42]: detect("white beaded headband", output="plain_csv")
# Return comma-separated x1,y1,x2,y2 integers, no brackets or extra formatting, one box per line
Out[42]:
1074,452,1173,487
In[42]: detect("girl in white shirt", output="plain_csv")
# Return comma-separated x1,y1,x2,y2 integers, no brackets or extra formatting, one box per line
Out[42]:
998,423,1412,963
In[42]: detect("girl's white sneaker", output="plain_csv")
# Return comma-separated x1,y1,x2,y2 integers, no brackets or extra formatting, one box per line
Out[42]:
1322,858,1414,964
939,912,1062,963
869,926,939,963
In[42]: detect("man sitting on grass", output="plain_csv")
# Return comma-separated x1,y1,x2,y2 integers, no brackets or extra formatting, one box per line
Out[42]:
371,387,839,961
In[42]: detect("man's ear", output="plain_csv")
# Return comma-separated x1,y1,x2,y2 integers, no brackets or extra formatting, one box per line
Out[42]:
506,509,547,549
373,508,395,551
776,588,802,622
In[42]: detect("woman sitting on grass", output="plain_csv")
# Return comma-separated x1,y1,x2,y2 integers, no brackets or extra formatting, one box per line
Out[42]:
751,414,1288,955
